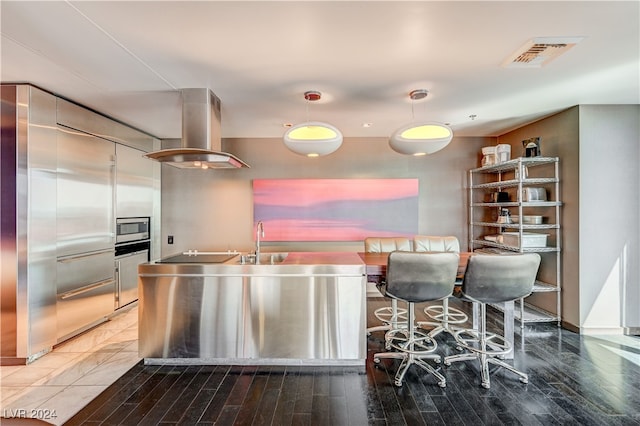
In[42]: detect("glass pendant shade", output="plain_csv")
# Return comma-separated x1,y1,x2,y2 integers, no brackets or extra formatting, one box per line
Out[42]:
389,122,453,156
283,121,343,157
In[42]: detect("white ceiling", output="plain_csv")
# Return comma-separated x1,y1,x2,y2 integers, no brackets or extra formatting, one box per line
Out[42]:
2,1,638,140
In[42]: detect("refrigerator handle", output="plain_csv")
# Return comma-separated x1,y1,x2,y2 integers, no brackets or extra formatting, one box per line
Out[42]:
111,155,117,243
115,259,121,307
60,278,115,300
57,248,115,263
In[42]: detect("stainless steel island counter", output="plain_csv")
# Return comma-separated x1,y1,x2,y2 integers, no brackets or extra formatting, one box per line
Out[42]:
138,252,367,366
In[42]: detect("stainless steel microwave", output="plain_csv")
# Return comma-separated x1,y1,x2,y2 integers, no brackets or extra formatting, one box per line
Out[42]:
116,217,150,244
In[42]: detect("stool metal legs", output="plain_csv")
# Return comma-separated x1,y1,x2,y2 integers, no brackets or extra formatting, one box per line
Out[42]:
367,299,408,337
418,297,468,338
373,302,445,388
444,303,528,389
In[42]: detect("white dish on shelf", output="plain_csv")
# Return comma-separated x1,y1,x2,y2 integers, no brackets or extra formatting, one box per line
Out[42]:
502,232,548,247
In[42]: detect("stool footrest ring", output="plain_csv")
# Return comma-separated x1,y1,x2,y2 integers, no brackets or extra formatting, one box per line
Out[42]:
452,329,512,356
423,305,468,324
373,306,408,323
386,329,438,355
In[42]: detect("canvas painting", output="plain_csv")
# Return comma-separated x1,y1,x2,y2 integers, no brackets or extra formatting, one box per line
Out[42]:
252,179,419,241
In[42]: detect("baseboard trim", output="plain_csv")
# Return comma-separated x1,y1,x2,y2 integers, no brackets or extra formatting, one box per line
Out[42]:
579,326,625,335
624,327,640,336
560,322,639,336
561,321,579,333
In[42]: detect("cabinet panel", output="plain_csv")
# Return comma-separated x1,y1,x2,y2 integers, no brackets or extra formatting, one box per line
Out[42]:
56,248,115,341
56,127,115,256
57,98,156,152
115,249,148,308
116,144,154,218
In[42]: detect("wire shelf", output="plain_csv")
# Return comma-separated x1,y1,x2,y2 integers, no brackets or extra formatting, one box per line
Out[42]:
470,156,559,174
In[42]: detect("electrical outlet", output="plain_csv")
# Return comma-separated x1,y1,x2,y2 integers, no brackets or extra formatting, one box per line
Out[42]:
168,235,174,244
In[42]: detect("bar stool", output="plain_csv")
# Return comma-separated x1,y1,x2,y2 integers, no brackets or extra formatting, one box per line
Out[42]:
413,236,468,338
373,251,459,387
443,253,540,389
364,237,412,337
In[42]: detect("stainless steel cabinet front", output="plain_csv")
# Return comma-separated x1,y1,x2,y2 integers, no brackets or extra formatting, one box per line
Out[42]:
115,144,154,219
139,273,366,364
115,250,147,308
56,127,115,257
56,249,115,341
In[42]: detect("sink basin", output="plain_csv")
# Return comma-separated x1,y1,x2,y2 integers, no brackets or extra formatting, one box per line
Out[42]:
237,252,288,265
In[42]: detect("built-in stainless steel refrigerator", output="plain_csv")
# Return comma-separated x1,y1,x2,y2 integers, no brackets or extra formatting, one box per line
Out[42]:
55,124,116,342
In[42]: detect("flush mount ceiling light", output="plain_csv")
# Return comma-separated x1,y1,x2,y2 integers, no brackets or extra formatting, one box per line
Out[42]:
389,89,453,156
283,91,343,157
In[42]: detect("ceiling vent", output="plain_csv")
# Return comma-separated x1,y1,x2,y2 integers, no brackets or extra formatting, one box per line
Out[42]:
502,37,584,68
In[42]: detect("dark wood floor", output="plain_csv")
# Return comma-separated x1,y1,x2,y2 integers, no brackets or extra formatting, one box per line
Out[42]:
65,299,640,425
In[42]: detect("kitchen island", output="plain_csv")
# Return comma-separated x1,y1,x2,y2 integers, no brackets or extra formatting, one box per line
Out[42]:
138,252,367,366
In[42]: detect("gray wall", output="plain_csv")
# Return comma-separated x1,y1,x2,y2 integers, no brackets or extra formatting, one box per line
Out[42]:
160,136,490,257
498,105,640,332
578,105,640,332
498,108,580,328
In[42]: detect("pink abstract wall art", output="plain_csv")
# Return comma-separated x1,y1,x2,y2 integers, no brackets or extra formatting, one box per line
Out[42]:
253,179,419,241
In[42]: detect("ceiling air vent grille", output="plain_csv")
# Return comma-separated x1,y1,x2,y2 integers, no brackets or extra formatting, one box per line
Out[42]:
503,37,584,68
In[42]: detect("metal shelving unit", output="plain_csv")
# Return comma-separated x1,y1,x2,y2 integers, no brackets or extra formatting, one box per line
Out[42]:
469,156,562,327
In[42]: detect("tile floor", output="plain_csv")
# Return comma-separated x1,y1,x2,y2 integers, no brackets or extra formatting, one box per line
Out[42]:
1,305,141,425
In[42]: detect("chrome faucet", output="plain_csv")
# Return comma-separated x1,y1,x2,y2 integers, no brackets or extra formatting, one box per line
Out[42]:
255,221,264,263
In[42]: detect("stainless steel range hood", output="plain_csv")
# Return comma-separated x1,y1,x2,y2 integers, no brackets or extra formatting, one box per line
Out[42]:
145,88,249,169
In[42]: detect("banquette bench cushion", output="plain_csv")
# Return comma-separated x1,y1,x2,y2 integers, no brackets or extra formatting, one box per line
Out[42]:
413,235,460,253
364,236,460,254
364,237,412,253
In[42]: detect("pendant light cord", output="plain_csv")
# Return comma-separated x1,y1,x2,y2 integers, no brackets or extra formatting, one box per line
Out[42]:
411,97,428,121
305,98,310,122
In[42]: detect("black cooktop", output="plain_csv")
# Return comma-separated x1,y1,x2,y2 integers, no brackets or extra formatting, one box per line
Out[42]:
158,253,238,264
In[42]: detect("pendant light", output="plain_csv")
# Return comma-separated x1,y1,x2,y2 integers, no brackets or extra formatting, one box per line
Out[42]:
283,91,343,157
389,89,453,156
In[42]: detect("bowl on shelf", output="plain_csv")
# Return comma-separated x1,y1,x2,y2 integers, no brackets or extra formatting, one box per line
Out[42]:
512,215,543,224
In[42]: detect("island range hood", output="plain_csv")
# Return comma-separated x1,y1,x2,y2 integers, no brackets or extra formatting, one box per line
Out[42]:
145,88,249,169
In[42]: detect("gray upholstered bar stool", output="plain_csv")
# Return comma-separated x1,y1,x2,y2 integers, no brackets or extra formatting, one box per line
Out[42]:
364,237,412,337
444,253,541,389
373,251,459,387
413,235,469,338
